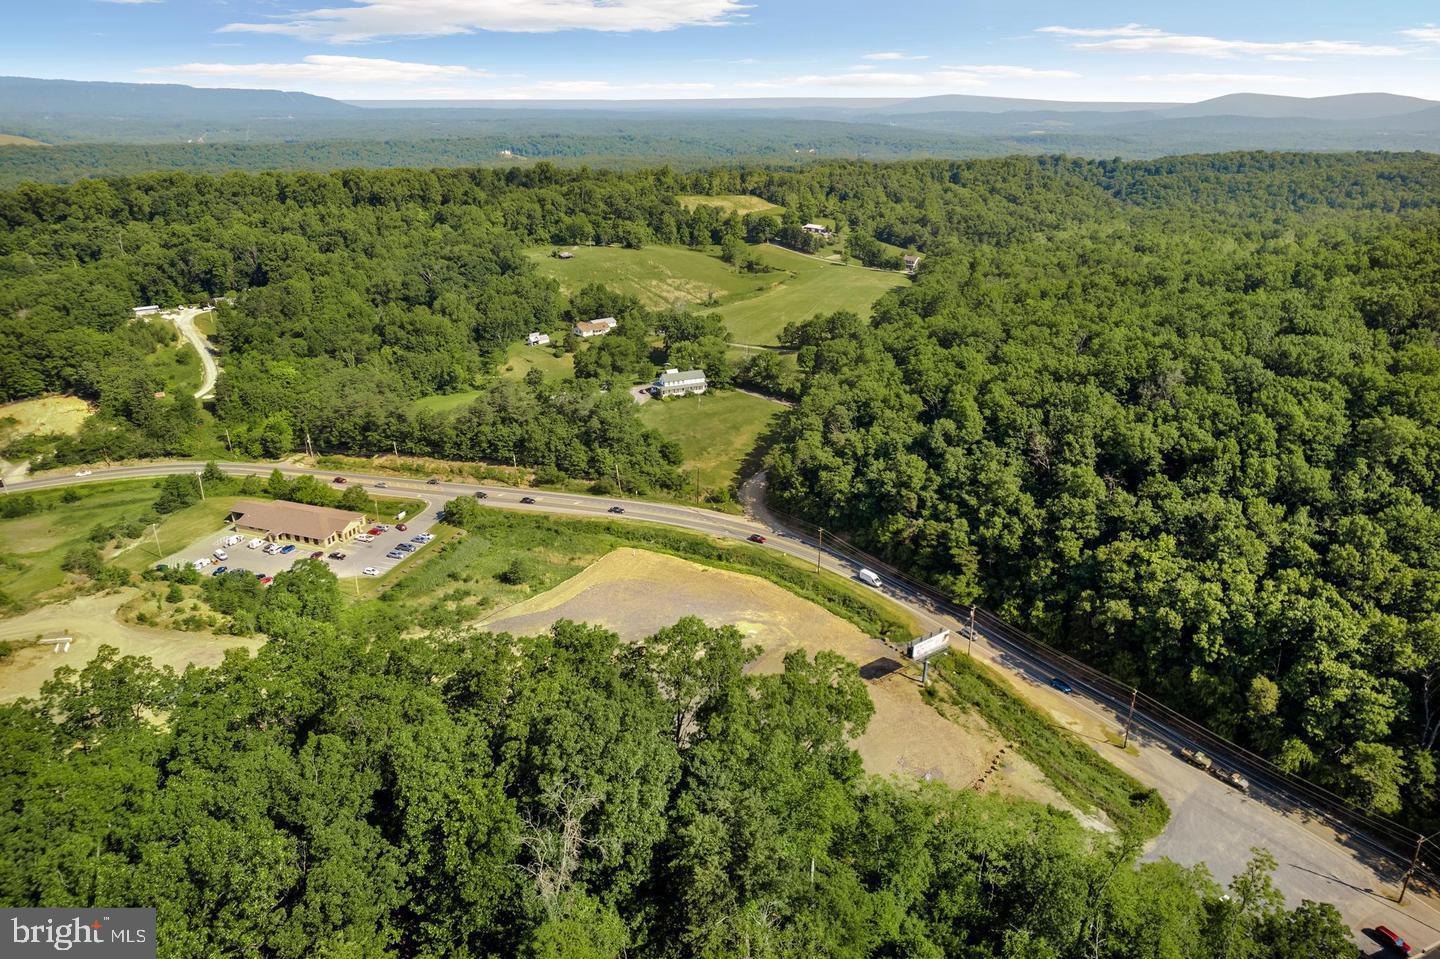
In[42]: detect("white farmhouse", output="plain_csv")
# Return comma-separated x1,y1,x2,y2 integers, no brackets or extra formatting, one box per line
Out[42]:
527,331,551,347
573,316,618,338
652,368,708,398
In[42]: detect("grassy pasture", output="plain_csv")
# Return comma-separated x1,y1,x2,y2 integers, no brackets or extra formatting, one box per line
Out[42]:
637,390,781,490
713,244,904,345
0,396,92,446
530,245,767,310
676,194,784,216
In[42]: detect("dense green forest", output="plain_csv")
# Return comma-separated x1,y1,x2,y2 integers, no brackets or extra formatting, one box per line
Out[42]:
0,555,1353,958
763,155,1440,825
7,150,1440,829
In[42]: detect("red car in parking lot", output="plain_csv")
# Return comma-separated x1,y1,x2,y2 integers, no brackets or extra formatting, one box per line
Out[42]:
368,527,383,536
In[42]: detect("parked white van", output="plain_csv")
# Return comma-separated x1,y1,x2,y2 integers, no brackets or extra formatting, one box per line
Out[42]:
213,549,229,561
247,538,264,550
264,542,284,555
222,534,242,548
192,557,212,570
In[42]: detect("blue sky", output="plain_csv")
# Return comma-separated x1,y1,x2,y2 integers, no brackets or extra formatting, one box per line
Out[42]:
7,0,1440,102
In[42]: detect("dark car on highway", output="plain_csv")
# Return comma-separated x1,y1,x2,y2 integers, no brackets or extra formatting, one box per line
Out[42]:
474,490,487,499
427,478,440,485
520,496,536,504
1049,677,1074,695
748,534,766,544
333,476,347,484
608,506,625,514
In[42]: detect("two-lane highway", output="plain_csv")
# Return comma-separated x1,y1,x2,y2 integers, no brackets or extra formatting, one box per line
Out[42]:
6,459,1440,952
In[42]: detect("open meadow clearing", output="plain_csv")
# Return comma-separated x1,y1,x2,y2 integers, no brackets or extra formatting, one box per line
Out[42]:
636,390,781,491
529,244,765,310
481,547,1089,815
675,194,784,216
713,244,905,345
0,395,92,445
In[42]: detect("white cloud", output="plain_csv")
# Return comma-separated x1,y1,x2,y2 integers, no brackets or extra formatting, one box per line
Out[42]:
219,0,747,43
862,51,928,61
940,64,1081,79
1038,24,1162,39
1403,26,1440,44
140,55,493,86
1041,24,1403,58
1132,72,1306,85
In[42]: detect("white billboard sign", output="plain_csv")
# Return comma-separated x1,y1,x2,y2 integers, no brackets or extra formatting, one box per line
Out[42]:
908,629,950,661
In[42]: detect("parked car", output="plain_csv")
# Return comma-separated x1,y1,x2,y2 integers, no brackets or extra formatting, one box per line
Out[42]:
328,551,346,560
474,491,487,499
247,538,264,550
386,550,404,559
411,536,427,544
192,558,212,570
427,478,440,485
333,476,347,484
255,572,266,580
748,534,766,544
520,496,537,504
367,527,383,536
396,523,408,531
608,506,625,514
212,549,229,561
1049,677,1074,695
310,551,324,560
259,576,274,585
75,469,93,477
376,525,390,532
356,533,375,543
279,544,296,555
1375,926,1412,956
363,567,380,576
1180,747,1213,771
154,563,169,572
397,543,415,552
212,566,227,576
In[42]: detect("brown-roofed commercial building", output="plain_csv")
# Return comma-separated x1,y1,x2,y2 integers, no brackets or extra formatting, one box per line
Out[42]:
228,500,366,547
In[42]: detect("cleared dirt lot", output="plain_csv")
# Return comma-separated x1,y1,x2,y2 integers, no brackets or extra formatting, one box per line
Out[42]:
0,589,261,701
483,548,1083,815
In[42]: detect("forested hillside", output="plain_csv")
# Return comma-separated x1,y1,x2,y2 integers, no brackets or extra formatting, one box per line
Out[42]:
764,156,1440,825
7,152,1440,831
0,565,1353,958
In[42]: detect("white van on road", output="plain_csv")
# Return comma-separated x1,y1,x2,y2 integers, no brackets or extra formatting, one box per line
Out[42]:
857,568,883,588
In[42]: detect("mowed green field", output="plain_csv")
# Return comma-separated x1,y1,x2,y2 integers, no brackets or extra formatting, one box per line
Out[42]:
530,245,769,310
676,194,785,216
0,482,240,605
498,341,575,382
638,390,782,489
713,244,904,345
145,338,203,397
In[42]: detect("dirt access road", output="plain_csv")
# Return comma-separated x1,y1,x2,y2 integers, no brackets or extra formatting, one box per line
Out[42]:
8,460,1440,954
166,306,218,399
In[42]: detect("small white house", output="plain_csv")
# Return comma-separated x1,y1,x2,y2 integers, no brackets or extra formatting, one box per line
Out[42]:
573,316,618,338
132,305,160,317
802,223,832,236
652,368,708,398
903,254,922,273
527,332,551,347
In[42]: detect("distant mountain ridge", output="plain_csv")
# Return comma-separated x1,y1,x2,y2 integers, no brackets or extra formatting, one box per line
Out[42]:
0,77,1436,163
0,76,362,119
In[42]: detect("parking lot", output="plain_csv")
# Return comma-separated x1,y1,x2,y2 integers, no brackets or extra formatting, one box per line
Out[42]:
156,495,445,582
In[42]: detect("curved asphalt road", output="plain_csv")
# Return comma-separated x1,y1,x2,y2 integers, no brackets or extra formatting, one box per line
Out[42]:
5,459,1439,953
167,307,218,399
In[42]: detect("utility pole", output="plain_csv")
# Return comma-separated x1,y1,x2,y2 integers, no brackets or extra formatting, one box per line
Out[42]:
195,471,205,500
1401,833,1431,904
1122,687,1138,748
223,427,232,452
392,440,399,459
816,528,824,573
967,605,976,657
152,523,163,559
